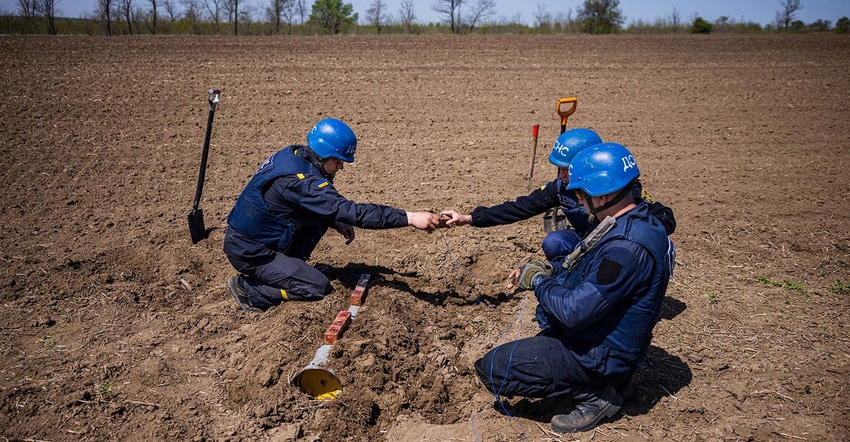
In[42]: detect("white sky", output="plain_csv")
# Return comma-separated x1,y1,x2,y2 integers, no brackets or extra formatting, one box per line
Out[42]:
1,0,847,27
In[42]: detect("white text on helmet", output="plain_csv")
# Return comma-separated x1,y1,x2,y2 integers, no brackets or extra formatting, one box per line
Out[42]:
552,140,570,157
621,155,637,172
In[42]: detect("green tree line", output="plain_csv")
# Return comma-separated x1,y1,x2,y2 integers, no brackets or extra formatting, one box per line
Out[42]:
1,0,848,35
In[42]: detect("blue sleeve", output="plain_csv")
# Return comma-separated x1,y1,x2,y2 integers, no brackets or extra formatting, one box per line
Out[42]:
534,242,647,331
281,175,408,229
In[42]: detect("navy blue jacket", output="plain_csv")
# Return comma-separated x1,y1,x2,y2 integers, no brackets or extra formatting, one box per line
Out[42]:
225,145,408,261
469,178,676,237
534,202,674,386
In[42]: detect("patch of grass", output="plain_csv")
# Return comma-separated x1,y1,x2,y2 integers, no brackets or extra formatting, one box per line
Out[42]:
38,335,55,348
757,276,809,297
705,287,719,304
95,384,114,403
829,279,849,295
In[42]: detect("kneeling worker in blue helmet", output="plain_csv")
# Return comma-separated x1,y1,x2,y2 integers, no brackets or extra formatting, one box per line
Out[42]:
224,118,440,312
439,128,675,261
474,142,676,433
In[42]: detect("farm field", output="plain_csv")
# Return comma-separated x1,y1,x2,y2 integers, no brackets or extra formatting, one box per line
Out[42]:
1,34,849,441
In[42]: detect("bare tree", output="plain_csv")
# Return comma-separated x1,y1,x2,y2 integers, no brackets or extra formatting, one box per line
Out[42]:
146,0,157,33
162,0,177,26
222,0,240,34
533,2,551,32
204,0,223,32
670,6,680,32
464,0,494,33
96,0,114,34
776,0,802,31
296,0,307,26
237,1,254,34
183,0,203,33
18,0,37,18
282,0,297,33
34,0,58,34
119,0,134,34
551,9,574,33
133,3,146,30
265,0,285,33
715,15,729,33
365,0,389,34
432,0,462,33
17,0,38,32
398,0,415,33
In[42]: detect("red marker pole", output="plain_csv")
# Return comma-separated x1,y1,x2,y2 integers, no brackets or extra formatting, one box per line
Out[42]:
527,124,540,191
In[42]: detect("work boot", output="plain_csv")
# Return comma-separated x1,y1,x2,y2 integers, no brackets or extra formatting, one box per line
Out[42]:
227,275,264,313
551,385,623,433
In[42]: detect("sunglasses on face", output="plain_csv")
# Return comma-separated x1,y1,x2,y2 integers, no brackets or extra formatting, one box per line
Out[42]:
574,188,585,200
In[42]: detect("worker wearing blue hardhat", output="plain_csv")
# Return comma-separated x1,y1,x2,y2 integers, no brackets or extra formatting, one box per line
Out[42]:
476,142,676,434
224,118,440,312
439,128,675,260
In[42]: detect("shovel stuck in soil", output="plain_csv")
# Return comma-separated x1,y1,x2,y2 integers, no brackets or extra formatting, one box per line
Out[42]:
291,274,371,400
543,96,577,233
188,89,221,244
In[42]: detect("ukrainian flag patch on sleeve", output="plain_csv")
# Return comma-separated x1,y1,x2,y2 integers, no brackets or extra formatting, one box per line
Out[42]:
317,179,329,189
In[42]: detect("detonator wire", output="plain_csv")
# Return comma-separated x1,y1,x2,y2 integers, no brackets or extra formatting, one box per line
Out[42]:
470,290,529,442
435,228,529,439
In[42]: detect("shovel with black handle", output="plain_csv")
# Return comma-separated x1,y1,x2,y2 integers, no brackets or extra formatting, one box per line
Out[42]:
543,96,577,233
188,89,221,244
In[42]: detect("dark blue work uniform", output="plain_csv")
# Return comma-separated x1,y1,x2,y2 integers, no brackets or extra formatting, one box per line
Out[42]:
224,145,408,308
475,202,675,398
469,178,676,261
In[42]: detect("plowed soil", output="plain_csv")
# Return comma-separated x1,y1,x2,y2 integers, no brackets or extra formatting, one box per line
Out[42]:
1,34,849,441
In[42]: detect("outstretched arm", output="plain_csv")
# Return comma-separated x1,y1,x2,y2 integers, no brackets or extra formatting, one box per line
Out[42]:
467,181,560,227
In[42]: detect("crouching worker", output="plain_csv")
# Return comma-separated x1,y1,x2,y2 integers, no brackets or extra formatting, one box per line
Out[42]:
224,118,440,312
439,128,675,262
474,143,675,433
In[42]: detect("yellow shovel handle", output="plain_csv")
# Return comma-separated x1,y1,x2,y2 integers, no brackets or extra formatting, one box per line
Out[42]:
556,97,578,133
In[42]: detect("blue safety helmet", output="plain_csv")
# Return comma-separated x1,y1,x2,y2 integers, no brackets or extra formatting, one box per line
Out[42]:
548,128,602,168
307,118,357,163
566,142,640,197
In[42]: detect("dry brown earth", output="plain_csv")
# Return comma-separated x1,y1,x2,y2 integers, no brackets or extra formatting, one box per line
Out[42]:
1,34,849,441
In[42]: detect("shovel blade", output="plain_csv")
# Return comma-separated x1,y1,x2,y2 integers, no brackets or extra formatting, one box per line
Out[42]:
542,208,567,233
543,209,554,233
188,209,207,244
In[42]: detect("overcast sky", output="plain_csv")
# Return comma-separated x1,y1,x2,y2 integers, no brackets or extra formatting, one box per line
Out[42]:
1,0,847,27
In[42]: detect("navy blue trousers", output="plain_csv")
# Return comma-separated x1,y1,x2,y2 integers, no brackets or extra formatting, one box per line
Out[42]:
541,229,581,262
474,332,592,399
224,234,331,308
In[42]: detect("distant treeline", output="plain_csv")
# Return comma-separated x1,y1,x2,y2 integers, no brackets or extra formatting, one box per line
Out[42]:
1,13,848,36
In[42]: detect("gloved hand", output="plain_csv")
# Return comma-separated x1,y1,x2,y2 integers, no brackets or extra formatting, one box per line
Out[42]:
515,260,554,290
